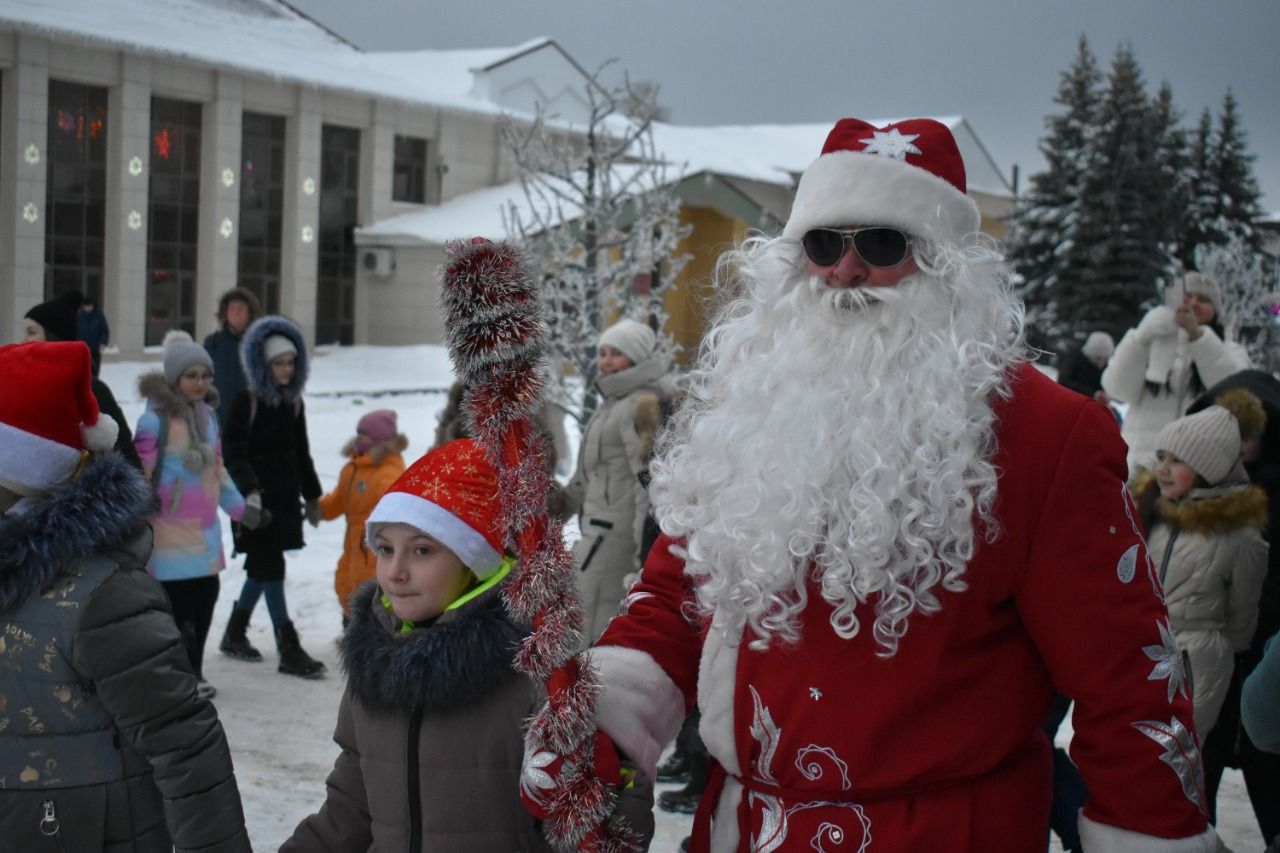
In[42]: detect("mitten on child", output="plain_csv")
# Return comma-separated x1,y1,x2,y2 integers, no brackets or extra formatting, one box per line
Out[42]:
1134,305,1178,343
240,492,271,530
305,498,322,527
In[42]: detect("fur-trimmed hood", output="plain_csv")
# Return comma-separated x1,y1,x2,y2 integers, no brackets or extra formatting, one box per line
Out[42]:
340,580,527,714
138,370,219,415
339,433,409,465
240,314,308,406
1133,469,1269,537
0,453,154,612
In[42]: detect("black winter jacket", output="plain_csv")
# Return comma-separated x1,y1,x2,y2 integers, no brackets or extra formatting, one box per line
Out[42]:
0,454,250,853
203,325,248,427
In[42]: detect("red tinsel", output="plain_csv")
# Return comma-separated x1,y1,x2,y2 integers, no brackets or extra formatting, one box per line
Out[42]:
439,238,639,852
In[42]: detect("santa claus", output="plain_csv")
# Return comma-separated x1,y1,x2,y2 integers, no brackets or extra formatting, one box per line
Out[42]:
524,118,1217,852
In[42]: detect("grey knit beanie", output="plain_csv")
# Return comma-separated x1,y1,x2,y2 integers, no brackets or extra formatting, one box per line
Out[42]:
162,330,214,385
1081,331,1114,361
1155,405,1241,486
598,318,656,364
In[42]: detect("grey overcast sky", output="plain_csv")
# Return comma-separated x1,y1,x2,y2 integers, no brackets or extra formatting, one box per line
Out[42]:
290,0,1280,212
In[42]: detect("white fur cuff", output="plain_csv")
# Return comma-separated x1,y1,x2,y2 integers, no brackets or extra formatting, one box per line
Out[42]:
588,645,686,781
1078,813,1219,853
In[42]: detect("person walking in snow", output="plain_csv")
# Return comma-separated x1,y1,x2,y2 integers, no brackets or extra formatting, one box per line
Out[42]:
520,117,1217,851
561,317,676,644
1102,272,1250,476
134,330,266,700
281,439,551,853
220,314,326,678
1129,394,1269,737
203,286,261,427
0,341,251,853
316,408,407,626
76,292,110,378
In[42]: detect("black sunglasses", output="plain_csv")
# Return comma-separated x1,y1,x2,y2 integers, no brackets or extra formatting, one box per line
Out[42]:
801,227,912,269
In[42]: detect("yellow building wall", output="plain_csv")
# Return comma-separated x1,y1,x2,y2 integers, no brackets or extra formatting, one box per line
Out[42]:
664,205,749,365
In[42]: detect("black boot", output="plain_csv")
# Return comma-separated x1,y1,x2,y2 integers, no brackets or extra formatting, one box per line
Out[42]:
655,749,690,784
658,735,709,815
275,620,326,679
219,605,263,662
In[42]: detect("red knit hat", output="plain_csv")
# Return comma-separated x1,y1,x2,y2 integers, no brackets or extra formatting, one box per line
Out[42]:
0,341,118,494
366,438,506,577
782,117,980,244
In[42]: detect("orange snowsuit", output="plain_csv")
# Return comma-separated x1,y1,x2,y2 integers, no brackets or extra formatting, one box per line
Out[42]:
318,436,407,617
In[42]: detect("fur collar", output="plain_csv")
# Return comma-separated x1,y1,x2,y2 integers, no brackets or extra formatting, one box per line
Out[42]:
339,434,409,465
340,580,527,714
138,370,219,416
240,315,309,407
1156,482,1268,536
0,454,154,612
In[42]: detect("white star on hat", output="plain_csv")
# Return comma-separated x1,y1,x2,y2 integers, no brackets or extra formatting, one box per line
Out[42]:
859,128,922,160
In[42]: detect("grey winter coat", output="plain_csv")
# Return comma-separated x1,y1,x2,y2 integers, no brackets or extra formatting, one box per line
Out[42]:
564,354,673,643
0,454,250,853
281,581,548,853
1144,475,1269,736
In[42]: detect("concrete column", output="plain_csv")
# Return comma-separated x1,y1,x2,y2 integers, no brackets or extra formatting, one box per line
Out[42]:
280,87,320,344
104,53,151,354
0,36,50,344
354,100,395,344
195,72,242,342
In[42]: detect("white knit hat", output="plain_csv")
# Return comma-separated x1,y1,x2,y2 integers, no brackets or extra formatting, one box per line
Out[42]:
598,318,656,365
1156,405,1241,486
263,334,298,362
782,118,980,244
1081,331,1115,361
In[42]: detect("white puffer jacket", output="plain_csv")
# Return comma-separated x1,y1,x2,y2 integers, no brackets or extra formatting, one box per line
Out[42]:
1102,307,1250,476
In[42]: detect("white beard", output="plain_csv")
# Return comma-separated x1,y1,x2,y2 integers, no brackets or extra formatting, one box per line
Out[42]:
650,237,1025,654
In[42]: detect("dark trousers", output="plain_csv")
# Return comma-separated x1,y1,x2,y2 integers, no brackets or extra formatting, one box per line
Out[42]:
161,575,220,680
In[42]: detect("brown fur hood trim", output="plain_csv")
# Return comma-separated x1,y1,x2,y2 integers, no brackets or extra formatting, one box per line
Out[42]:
340,433,409,464
633,390,662,461
1155,482,1268,536
137,370,219,416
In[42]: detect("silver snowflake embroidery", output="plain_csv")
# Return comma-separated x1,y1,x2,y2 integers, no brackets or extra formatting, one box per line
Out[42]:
1117,543,1139,583
809,687,822,701
1143,619,1188,703
519,744,557,808
858,128,922,160
618,590,653,616
1133,716,1206,812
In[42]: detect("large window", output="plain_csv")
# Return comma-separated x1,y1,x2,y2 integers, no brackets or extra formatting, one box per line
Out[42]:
238,111,286,313
316,124,360,345
392,134,427,204
45,80,108,304
145,97,202,345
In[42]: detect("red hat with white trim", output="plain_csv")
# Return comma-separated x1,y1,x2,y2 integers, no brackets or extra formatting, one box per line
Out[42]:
0,341,118,495
782,117,980,244
366,438,506,578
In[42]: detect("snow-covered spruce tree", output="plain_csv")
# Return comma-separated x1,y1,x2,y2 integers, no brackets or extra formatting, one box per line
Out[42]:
1008,36,1103,358
1203,90,1264,254
1057,45,1178,347
500,70,690,425
1177,108,1218,270
1148,82,1192,270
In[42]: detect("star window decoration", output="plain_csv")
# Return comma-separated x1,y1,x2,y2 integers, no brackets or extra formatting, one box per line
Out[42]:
220,218,234,238
128,156,144,177
22,202,38,223
24,144,40,165
127,210,143,230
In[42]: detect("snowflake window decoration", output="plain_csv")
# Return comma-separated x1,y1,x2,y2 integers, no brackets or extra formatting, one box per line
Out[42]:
128,156,144,177
221,167,235,188
22,202,38,223
220,218,234,238
302,177,316,196
301,225,315,243
24,144,40,165
127,210,143,231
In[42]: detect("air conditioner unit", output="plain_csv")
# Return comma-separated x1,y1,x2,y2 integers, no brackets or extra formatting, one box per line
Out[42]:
361,246,395,279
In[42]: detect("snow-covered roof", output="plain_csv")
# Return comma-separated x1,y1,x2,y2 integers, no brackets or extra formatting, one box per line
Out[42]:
359,115,1013,246
0,0,556,117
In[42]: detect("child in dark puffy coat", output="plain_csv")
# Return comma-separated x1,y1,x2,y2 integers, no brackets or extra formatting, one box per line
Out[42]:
281,439,549,853
220,314,326,678
0,340,250,852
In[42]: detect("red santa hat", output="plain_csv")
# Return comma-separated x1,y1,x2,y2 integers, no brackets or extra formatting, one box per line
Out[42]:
782,117,981,244
366,438,506,578
0,341,118,494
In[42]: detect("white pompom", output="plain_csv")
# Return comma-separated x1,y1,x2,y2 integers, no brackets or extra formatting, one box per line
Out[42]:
82,416,120,452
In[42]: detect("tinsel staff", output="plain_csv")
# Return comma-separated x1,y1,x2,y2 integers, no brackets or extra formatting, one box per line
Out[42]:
439,237,641,852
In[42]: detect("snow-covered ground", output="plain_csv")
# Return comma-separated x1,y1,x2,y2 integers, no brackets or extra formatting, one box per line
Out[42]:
99,347,1264,852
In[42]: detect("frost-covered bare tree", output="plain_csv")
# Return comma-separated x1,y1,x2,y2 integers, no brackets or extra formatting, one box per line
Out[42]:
1194,236,1277,367
500,66,691,424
